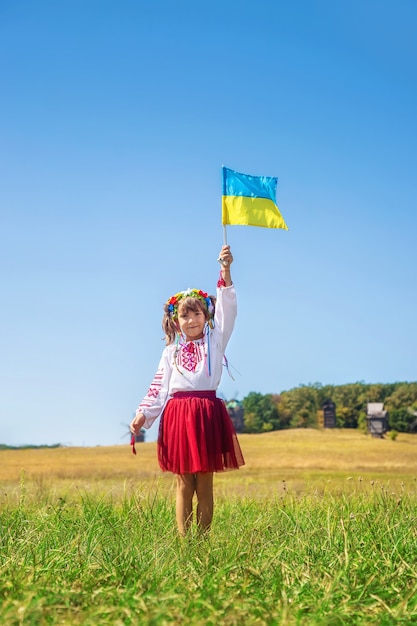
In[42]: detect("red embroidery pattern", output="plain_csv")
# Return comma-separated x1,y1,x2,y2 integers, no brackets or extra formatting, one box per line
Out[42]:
178,342,203,372
138,369,163,411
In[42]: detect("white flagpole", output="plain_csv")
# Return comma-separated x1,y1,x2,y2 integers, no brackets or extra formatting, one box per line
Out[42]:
220,166,228,265
218,224,228,265
223,224,227,246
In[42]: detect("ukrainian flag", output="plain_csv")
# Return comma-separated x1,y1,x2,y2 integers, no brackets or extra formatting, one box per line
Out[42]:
222,166,288,230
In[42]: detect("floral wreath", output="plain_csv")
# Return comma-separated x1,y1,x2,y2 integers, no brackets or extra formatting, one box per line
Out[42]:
166,288,214,320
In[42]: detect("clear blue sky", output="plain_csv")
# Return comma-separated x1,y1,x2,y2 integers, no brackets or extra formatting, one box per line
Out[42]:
1,0,416,447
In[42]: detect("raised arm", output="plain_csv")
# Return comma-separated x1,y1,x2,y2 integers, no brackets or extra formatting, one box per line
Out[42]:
215,245,236,351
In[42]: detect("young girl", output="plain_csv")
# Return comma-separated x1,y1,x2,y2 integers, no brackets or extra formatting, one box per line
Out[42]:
130,245,245,535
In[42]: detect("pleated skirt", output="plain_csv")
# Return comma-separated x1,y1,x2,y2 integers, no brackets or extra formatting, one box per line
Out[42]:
158,390,245,475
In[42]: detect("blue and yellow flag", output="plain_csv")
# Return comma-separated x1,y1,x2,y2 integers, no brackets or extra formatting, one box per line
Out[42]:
222,166,288,230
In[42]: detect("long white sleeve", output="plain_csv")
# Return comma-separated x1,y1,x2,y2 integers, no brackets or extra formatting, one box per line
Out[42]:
136,348,172,429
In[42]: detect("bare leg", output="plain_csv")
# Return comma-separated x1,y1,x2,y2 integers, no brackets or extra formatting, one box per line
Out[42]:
176,474,196,536
195,472,214,533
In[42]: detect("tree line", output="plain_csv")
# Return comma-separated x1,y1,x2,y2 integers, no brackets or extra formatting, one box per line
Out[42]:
0,443,62,450
240,382,417,434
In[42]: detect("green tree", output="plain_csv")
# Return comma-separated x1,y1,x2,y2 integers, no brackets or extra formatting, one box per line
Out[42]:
278,384,319,429
389,408,415,432
271,394,292,430
242,392,281,433
332,383,367,428
385,383,417,412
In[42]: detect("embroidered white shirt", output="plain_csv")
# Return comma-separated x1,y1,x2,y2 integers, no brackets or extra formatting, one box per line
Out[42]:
136,284,237,429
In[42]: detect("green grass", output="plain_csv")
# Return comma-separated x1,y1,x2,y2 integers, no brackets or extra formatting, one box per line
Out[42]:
1,479,417,625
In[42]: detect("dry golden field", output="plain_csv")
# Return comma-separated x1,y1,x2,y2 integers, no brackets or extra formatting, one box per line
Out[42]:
2,428,416,502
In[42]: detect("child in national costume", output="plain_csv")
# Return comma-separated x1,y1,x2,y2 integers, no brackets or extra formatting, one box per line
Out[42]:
130,245,244,535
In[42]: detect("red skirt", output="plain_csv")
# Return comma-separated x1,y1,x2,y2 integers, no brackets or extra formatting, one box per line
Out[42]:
158,391,245,474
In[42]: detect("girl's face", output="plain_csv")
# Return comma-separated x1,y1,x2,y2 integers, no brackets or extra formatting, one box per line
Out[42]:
177,302,206,341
